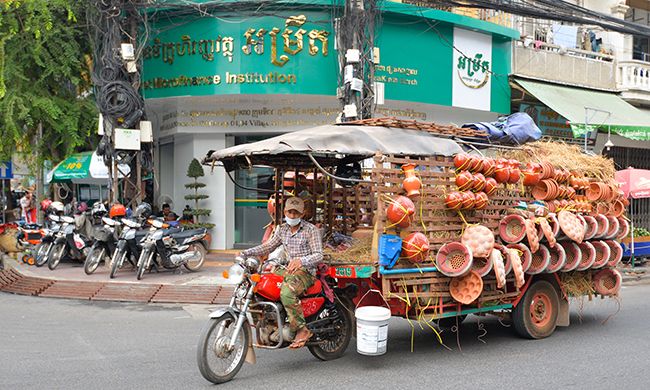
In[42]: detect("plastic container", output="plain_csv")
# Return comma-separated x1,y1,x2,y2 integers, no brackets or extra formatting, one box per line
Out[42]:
355,306,391,356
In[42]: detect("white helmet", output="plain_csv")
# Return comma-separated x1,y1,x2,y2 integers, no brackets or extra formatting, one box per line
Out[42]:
50,201,64,213
91,202,107,216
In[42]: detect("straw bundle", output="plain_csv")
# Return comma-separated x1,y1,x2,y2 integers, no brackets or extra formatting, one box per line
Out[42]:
498,141,615,180
324,236,373,262
560,271,595,297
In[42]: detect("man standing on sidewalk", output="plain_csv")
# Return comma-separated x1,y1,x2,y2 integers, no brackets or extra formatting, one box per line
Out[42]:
239,196,322,349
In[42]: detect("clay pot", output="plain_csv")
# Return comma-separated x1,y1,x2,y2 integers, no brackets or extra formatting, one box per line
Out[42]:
508,167,521,184
472,173,487,192
386,195,415,228
484,177,498,196
468,156,483,172
449,271,483,305
523,170,541,186
401,232,430,264
560,241,582,272
436,242,473,277
401,163,421,198
445,192,463,210
532,179,558,201
482,158,496,176
593,268,622,296
494,166,510,184
460,191,476,210
527,162,542,174
454,153,471,170
456,171,474,191
474,192,489,210
499,214,527,244
267,194,283,217
586,182,605,201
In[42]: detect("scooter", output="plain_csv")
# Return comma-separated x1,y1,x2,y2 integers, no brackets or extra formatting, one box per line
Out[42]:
34,215,62,267
15,223,46,266
135,219,208,280
109,217,147,279
47,215,93,270
83,216,119,275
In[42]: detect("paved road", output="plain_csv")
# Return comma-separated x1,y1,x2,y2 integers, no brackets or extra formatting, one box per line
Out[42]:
1,284,648,389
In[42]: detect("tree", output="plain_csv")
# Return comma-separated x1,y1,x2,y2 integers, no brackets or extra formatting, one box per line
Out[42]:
0,0,98,164
184,158,215,229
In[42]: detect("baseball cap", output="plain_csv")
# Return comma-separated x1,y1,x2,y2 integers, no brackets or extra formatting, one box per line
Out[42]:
285,197,304,213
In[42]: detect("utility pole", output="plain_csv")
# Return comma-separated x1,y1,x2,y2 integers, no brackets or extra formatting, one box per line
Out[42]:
336,0,379,122
36,122,44,223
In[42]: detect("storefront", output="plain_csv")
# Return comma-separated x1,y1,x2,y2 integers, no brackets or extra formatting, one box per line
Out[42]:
142,1,518,249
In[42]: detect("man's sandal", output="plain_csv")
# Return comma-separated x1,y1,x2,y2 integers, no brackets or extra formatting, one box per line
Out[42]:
288,329,313,349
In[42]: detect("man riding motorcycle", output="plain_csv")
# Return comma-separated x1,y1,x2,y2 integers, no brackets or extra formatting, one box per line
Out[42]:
239,196,322,349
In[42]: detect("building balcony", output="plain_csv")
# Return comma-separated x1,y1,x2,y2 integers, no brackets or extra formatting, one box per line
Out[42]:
513,40,616,91
617,60,650,106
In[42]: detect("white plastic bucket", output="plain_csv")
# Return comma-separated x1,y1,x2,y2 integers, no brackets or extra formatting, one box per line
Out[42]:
355,306,391,356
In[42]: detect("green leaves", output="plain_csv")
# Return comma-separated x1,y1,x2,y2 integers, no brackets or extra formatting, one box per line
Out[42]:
187,158,205,178
0,0,96,162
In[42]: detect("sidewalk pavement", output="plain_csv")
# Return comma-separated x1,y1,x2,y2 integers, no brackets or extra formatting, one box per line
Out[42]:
0,251,237,304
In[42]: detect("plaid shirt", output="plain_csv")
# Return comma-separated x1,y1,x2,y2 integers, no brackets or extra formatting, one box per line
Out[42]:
241,221,323,274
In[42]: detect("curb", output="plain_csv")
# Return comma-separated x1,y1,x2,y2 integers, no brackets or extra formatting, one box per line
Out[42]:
0,253,233,304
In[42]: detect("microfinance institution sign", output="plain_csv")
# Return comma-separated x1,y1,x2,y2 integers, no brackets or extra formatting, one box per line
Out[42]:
141,13,337,98
452,27,493,111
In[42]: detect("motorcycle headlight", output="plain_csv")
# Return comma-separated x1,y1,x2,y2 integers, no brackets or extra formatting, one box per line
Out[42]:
245,257,260,272
225,263,246,284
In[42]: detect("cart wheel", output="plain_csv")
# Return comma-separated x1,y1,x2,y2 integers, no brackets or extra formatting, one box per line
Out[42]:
27,257,35,266
512,280,559,339
22,254,28,263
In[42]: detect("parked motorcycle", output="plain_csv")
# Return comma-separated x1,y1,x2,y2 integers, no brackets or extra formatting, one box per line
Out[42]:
109,217,147,279
135,219,208,280
47,215,93,270
83,216,119,275
196,257,354,384
34,214,62,267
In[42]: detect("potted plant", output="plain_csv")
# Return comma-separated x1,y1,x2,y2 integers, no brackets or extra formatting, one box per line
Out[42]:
184,159,215,242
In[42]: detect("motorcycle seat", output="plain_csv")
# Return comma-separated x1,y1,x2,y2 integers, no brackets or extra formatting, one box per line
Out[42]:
170,228,207,240
162,227,183,236
304,279,322,296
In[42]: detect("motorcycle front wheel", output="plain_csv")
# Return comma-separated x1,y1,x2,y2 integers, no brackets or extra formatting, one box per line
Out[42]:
308,300,354,361
47,243,65,270
197,314,249,384
136,249,153,280
109,249,126,279
184,243,207,271
35,243,52,267
84,246,105,275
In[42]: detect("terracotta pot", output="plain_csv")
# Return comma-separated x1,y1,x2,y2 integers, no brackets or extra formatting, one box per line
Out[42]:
436,242,473,277
507,243,533,273
468,156,483,172
449,271,483,305
586,182,605,201
474,192,489,210
494,166,510,184
445,192,463,210
566,187,576,200
499,214,527,244
267,193,283,217
401,163,421,198
482,158,496,176
453,153,471,170
593,268,622,296
508,159,520,168
401,232,430,263
460,191,476,210
527,162,542,174
508,168,521,184
532,179,558,201
386,195,415,228
455,171,474,191
484,177,498,196
472,173,487,192
523,170,540,186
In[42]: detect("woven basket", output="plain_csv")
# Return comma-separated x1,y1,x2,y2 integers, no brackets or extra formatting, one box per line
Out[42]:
526,244,551,275
436,242,473,277
593,268,622,296
576,241,596,271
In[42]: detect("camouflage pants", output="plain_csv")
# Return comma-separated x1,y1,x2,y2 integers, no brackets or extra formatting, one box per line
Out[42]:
275,268,316,332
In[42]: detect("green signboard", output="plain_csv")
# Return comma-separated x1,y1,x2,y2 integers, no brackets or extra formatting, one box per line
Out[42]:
142,4,512,112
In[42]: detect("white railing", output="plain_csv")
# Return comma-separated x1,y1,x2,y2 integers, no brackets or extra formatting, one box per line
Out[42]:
515,39,615,63
618,60,650,92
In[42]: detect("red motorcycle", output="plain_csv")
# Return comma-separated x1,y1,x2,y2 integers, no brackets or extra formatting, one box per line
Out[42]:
196,257,355,384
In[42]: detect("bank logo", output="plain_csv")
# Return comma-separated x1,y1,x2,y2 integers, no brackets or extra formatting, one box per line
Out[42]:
456,53,490,89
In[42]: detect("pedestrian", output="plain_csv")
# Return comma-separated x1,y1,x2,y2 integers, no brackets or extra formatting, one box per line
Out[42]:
238,196,323,349
20,191,36,224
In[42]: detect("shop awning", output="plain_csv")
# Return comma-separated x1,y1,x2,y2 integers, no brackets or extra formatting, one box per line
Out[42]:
515,78,650,141
204,124,464,171
46,151,130,184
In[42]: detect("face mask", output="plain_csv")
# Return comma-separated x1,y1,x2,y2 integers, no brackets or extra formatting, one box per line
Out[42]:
285,217,301,227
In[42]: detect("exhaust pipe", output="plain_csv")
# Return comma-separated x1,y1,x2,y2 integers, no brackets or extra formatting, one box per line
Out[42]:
170,250,200,266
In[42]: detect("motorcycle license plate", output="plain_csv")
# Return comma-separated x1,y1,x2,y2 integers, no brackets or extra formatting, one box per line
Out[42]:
329,265,374,279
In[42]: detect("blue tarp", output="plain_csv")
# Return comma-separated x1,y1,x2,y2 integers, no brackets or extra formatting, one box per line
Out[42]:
462,112,542,145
